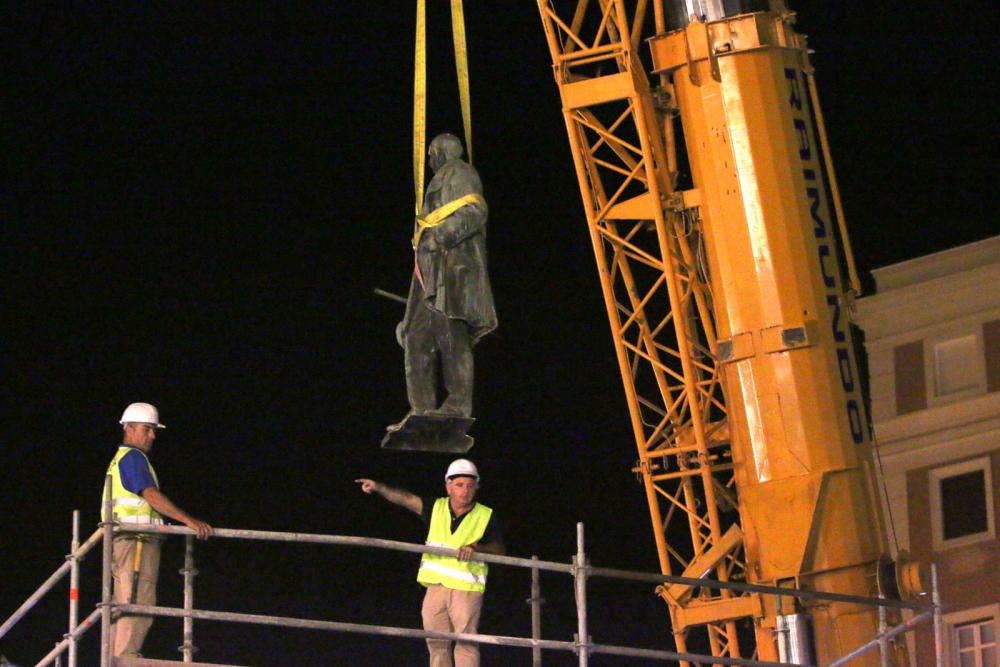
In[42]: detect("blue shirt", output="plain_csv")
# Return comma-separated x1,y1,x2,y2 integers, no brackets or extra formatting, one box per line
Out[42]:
117,446,158,496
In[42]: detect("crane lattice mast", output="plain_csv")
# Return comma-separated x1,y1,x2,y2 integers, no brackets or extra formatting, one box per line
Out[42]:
537,1,749,660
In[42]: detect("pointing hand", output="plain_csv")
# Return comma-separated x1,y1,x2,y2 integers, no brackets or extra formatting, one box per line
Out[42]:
355,479,379,494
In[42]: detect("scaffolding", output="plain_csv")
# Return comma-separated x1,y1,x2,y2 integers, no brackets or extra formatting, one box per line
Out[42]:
1,480,941,667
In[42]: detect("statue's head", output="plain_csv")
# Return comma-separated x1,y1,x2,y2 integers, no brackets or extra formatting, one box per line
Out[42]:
428,133,464,172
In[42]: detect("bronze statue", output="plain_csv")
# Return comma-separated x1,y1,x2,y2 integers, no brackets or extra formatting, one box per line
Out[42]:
396,133,497,423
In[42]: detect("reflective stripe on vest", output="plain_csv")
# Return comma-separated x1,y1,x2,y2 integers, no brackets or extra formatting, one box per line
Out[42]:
100,446,163,525
417,498,492,592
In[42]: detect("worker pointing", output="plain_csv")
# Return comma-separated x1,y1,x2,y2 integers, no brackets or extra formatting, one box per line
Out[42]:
101,402,213,658
356,458,505,667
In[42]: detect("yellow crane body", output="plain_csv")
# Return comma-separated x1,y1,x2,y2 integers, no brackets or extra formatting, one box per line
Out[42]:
537,1,917,663
649,14,891,663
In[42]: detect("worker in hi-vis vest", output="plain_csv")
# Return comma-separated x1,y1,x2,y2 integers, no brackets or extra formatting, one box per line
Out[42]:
101,402,213,658
356,458,504,667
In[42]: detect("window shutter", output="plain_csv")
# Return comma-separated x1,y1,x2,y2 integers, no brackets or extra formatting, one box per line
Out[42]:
894,340,927,415
984,320,1000,393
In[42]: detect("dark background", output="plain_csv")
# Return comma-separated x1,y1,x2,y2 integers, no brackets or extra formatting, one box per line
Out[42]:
3,2,995,664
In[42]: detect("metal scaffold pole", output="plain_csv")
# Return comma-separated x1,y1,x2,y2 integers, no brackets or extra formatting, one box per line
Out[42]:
932,564,944,667
828,610,935,667
529,555,543,667
100,475,113,667
574,522,588,667
180,534,197,662
0,557,71,639
878,604,888,667
0,528,102,642
68,510,80,667
35,608,105,667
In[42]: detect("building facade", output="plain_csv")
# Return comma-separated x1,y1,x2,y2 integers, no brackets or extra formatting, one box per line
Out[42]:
856,235,1000,667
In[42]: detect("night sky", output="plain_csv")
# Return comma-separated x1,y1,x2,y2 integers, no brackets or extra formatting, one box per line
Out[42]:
3,2,995,664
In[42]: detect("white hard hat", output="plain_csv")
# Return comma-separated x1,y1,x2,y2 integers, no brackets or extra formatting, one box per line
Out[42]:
119,402,166,429
445,458,479,481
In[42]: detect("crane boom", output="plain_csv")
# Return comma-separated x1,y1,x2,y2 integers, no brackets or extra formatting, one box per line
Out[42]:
536,1,919,663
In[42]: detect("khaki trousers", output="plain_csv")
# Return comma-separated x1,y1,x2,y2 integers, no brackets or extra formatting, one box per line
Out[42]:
110,537,161,657
421,584,484,667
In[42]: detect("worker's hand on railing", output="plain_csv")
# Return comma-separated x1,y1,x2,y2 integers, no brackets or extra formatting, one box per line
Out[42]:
183,517,214,540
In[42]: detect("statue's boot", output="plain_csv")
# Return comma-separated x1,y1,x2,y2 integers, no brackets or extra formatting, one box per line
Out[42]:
427,402,470,418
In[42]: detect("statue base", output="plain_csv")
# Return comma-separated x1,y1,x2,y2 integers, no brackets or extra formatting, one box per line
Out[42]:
381,413,475,453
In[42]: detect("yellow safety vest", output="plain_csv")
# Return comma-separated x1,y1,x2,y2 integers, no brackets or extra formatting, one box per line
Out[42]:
100,446,163,525
417,498,492,592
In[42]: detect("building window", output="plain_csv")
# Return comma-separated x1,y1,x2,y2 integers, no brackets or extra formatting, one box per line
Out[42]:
957,619,996,667
934,335,981,396
946,605,999,667
926,330,987,407
929,456,995,550
895,326,993,415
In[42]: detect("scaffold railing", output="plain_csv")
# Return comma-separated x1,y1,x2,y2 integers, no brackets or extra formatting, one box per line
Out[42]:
1,480,941,667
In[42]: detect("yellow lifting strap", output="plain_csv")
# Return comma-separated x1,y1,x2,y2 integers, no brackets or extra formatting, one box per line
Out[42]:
412,0,474,216
413,0,427,216
412,193,486,248
450,0,473,166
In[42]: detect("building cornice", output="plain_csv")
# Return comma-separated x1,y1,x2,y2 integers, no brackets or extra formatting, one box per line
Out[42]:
856,266,1000,338
872,392,1000,453
871,235,1000,292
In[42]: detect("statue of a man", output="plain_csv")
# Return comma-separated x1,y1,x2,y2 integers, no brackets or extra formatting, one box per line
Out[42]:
396,133,497,420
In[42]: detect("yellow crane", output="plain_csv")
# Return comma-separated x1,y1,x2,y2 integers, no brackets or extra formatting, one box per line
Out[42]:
535,1,922,663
